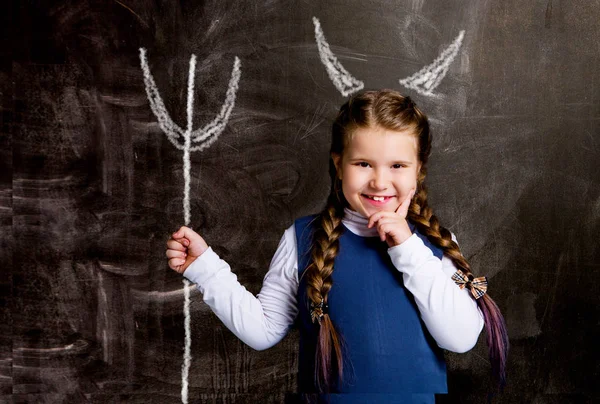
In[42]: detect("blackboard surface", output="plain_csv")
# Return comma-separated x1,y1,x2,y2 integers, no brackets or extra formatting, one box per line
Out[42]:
3,0,599,402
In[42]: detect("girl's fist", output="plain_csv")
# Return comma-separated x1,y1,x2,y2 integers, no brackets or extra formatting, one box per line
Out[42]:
166,226,209,274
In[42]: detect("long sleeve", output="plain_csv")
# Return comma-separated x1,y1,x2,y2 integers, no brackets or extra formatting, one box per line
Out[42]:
387,233,485,353
182,224,300,351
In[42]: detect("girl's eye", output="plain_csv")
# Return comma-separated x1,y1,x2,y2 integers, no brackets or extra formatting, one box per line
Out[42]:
356,162,405,168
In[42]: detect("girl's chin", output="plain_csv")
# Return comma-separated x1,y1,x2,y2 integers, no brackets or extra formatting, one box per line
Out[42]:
349,202,399,218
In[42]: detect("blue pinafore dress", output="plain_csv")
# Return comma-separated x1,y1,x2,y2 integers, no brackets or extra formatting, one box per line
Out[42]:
291,214,448,404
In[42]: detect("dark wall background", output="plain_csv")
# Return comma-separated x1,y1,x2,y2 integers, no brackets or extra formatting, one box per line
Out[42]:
2,0,599,402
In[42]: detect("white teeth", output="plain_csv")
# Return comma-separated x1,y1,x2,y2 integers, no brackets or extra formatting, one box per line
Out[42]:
364,195,387,201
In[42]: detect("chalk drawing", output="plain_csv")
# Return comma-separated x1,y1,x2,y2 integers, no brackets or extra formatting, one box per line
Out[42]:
182,272,192,403
313,16,364,97
190,58,241,151
399,30,465,97
139,47,241,404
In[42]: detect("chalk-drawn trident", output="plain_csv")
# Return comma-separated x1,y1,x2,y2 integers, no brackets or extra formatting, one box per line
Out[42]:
139,48,241,403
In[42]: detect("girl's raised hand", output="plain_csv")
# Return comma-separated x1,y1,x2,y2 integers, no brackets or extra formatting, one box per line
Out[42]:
367,189,416,248
166,226,209,274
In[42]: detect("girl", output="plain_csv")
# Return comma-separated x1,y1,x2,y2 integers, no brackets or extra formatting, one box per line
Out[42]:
166,90,508,403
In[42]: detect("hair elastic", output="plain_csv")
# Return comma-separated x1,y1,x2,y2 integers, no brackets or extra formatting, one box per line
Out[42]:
451,270,488,299
310,299,329,324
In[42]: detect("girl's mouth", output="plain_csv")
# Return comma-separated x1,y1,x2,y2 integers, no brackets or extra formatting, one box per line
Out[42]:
361,194,395,205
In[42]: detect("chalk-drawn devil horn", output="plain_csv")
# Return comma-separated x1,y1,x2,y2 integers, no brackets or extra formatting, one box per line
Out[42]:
312,16,464,98
399,30,465,97
313,16,364,97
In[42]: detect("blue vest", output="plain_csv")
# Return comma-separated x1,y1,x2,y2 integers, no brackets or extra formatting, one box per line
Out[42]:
293,214,447,403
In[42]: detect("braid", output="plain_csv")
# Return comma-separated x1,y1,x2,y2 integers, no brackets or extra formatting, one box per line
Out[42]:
408,179,472,274
302,189,347,393
408,179,509,389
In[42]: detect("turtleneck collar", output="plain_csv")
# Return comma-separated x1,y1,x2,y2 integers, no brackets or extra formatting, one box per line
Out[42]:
341,207,379,237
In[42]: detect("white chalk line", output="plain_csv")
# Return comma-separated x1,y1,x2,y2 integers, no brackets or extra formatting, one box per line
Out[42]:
190,57,241,151
180,53,196,404
183,54,196,226
399,30,465,97
139,48,185,150
313,16,364,97
138,47,242,403
181,278,192,403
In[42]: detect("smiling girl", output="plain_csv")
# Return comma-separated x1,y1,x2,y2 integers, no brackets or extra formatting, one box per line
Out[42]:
166,89,508,403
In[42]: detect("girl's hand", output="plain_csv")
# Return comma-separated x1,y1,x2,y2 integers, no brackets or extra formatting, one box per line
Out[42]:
166,226,209,274
367,189,416,248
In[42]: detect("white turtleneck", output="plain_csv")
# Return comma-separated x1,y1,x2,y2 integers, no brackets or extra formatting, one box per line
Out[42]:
183,208,484,353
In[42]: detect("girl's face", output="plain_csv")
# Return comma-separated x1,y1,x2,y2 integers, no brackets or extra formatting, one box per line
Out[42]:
332,126,422,218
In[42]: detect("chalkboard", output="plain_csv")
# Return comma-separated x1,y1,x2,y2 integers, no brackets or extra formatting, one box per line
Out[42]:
4,0,599,402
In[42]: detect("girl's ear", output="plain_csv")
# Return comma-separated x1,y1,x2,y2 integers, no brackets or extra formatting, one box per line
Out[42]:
331,153,342,178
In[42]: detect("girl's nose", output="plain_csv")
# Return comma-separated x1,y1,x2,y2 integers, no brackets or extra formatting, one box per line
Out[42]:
369,169,390,190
